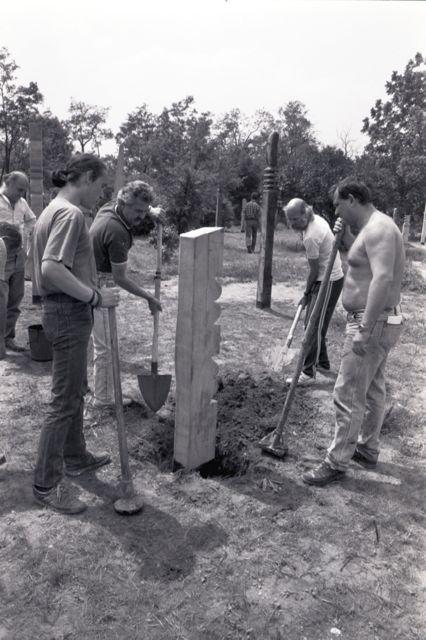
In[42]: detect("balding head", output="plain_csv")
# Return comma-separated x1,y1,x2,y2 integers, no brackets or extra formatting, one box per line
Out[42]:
2,171,29,206
285,198,313,231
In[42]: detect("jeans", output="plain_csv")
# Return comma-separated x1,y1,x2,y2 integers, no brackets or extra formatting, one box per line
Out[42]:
326,317,403,471
34,296,93,488
245,220,258,251
0,250,25,340
303,277,344,377
92,273,115,406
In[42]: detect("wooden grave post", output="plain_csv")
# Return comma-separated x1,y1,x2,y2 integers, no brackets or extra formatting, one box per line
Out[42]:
28,122,43,282
174,227,224,469
420,203,426,245
240,197,247,232
402,214,411,243
256,131,279,309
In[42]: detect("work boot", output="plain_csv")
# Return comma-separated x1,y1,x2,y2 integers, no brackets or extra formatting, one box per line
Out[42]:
64,451,111,477
0,452,6,465
286,372,316,387
352,447,377,470
302,461,345,486
247,247,252,253
5,338,26,352
316,364,331,375
33,482,87,514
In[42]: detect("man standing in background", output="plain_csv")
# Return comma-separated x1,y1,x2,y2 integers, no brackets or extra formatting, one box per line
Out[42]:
243,193,261,253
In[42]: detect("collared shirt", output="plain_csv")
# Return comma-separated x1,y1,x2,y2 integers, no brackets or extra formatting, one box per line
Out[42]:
244,200,261,221
302,213,344,282
0,192,36,253
90,201,133,273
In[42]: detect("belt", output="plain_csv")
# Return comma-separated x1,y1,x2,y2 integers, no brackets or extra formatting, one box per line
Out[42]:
346,304,402,322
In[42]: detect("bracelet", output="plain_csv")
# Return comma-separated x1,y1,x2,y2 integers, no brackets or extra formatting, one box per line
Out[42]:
89,288,102,308
88,289,97,305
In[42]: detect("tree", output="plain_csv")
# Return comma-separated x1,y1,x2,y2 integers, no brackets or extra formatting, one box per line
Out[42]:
67,99,113,153
0,47,43,178
361,53,425,228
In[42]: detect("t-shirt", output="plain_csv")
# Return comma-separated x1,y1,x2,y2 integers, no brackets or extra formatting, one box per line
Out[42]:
0,238,6,281
32,196,96,297
302,214,344,282
90,201,133,273
244,200,261,221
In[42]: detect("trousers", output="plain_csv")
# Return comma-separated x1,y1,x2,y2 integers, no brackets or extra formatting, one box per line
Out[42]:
0,251,25,340
92,273,115,406
326,317,403,471
34,297,93,488
245,220,259,252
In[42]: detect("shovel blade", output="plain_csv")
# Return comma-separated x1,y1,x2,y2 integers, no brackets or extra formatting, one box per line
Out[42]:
138,373,172,412
270,345,298,372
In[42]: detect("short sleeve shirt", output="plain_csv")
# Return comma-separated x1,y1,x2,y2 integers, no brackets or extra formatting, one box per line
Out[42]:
32,196,96,297
90,202,133,273
302,214,344,282
0,193,36,251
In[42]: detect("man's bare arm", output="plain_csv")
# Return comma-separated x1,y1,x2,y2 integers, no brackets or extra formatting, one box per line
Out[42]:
361,225,396,330
111,262,161,313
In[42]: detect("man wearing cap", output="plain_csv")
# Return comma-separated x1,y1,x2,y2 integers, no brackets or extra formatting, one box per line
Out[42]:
303,177,405,486
285,198,344,385
0,171,36,352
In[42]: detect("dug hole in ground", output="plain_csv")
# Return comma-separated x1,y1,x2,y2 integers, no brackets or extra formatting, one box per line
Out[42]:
0,227,425,640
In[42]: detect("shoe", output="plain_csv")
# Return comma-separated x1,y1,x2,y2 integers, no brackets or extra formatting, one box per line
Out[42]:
302,461,345,486
92,395,133,409
316,364,331,375
247,247,252,253
352,448,377,469
64,451,111,477
0,452,6,465
33,482,87,514
5,338,26,352
285,372,316,387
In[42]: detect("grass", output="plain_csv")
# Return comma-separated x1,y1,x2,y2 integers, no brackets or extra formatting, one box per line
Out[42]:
401,259,426,293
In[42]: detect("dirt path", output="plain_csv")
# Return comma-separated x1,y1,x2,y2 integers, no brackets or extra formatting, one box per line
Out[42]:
0,235,425,640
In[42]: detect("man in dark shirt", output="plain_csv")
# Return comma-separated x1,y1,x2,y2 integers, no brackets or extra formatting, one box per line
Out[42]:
243,193,261,253
89,180,163,408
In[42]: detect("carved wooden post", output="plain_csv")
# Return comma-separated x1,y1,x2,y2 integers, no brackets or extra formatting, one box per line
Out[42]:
113,143,125,197
420,203,426,245
29,122,44,217
174,227,223,469
240,198,247,232
256,131,279,309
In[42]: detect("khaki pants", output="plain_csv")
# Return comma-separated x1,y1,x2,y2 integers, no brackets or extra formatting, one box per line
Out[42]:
92,273,115,407
326,317,403,471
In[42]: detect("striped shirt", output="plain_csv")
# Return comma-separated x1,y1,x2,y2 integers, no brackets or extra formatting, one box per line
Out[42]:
0,193,36,253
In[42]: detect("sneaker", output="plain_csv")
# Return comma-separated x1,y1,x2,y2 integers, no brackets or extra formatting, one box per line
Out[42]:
302,461,345,486
285,372,316,387
5,338,26,352
33,482,87,514
352,448,377,470
64,451,111,477
316,364,331,375
92,395,133,409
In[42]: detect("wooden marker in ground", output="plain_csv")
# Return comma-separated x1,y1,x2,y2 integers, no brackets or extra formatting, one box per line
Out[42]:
420,203,426,245
402,214,411,243
256,131,279,309
174,227,224,469
28,122,43,282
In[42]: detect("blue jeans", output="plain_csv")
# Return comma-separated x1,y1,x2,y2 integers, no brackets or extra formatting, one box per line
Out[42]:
34,296,93,488
326,317,403,471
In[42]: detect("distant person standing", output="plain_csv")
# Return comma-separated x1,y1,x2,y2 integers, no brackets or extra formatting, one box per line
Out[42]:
0,223,23,359
285,198,344,386
0,172,36,352
243,193,261,253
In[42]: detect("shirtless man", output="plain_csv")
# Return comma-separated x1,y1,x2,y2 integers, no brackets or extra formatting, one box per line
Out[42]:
303,177,405,486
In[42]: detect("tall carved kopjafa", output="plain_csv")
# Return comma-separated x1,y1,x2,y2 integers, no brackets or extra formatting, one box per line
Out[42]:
174,227,223,469
256,131,279,309
29,122,44,216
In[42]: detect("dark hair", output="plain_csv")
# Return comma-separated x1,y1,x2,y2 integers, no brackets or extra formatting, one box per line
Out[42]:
51,154,106,188
117,180,154,206
335,176,371,205
0,221,22,252
250,192,257,200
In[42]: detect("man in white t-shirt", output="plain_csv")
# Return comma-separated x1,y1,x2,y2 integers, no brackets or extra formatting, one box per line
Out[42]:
0,171,36,351
285,198,344,385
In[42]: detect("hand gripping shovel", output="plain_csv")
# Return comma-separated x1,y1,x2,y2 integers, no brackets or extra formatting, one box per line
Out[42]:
270,303,304,372
138,224,172,412
259,224,345,459
108,307,144,515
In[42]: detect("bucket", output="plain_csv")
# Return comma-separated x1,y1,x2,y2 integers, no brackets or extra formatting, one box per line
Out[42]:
28,324,53,362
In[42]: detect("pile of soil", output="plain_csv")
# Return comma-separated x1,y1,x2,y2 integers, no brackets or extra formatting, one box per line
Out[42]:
131,372,318,478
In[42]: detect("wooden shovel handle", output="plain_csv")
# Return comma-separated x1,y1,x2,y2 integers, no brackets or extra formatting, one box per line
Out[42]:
151,224,162,366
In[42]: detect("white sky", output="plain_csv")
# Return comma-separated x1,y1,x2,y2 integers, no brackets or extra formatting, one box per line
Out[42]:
1,0,424,155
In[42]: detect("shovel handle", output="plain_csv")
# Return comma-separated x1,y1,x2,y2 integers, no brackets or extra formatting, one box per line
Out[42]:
152,223,162,367
272,224,345,447
108,306,132,484
286,304,303,347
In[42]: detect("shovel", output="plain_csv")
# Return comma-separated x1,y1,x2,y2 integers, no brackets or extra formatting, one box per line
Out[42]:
108,306,144,515
259,223,345,459
138,223,172,412
270,303,304,372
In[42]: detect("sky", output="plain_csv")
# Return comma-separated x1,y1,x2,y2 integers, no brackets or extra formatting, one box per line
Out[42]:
1,0,424,156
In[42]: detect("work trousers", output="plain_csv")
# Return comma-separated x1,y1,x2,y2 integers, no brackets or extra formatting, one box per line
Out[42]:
34,296,93,489
0,250,25,341
326,317,403,471
92,273,115,406
303,277,344,377
245,220,259,252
